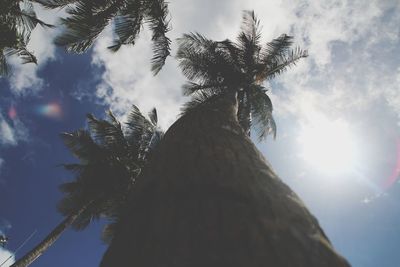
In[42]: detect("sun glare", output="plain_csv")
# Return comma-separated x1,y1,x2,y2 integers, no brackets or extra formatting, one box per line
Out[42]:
297,116,358,175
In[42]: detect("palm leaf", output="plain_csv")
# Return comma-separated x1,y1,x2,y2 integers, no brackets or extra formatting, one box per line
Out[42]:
177,33,239,86
54,1,120,53
108,0,143,52
59,105,164,235
4,46,37,64
248,85,276,140
236,10,262,71
148,108,158,125
86,113,128,157
260,46,308,81
60,130,104,162
144,0,171,74
180,90,217,116
101,220,118,244
182,81,224,96
32,0,77,9
261,34,293,64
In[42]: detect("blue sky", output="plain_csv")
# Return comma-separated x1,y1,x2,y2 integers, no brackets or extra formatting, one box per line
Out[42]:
1,0,400,266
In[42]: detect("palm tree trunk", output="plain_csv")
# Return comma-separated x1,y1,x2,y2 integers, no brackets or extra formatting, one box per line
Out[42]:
11,201,92,267
100,93,350,267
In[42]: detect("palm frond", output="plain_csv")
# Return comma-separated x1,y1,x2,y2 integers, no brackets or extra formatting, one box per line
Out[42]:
101,220,119,244
86,113,128,156
148,108,158,125
236,10,262,71
55,1,120,53
39,0,171,73
60,130,104,162
147,130,163,151
237,90,251,135
32,0,77,9
180,90,217,116
178,10,306,140
144,0,171,74
125,105,150,143
14,3,54,34
261,34,293,64
4,46,37,64
61,163,85,173
0,0,52,77
239,10,261,43
58,104,164,235
177,33,217,82
177,33,239,87
248,85,276,140
108,1,143,52
59,181,80,194
260,46,308,81
182,81,224,96
125,105,157,161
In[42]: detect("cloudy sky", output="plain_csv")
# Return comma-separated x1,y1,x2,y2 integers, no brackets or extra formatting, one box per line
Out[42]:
1,0,400,266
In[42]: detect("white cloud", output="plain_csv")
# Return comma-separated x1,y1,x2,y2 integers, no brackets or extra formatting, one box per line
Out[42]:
89,0,400,132
0,248,14,267
0,119,16,146
7,4,62,95
92,29,185,129
266,0,400,124
0,220,13,267
0,113,28,146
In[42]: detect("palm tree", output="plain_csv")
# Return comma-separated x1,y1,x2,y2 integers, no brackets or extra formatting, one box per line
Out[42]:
177,10,308,140
100,11,348,267
35,0,171,74
100,92,350,267
0,0,52,77
11,106,163,267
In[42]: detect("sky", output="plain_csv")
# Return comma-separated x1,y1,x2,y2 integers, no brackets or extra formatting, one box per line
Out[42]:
1,0,400,266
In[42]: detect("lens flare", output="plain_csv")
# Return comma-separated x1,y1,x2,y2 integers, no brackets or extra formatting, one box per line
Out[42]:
8,106,17,119
383,139,400,189
35,103,63,119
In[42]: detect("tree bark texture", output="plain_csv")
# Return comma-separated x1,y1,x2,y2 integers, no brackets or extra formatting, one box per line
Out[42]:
100,93,350,267
11,202,91,267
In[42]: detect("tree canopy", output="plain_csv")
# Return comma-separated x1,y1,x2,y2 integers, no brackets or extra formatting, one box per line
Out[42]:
0,0,52,76
59,106,163,238
35,0,171,74
177,10,308,140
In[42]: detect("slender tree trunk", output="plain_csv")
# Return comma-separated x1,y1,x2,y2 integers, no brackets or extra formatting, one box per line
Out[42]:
101,92,350,267
11,202,92,267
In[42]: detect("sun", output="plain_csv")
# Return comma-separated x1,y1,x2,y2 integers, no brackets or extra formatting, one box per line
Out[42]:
297,116,358,175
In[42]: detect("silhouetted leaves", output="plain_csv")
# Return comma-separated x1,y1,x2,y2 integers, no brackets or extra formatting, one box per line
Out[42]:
60,105,163,236
177,10,307,140
0,0,52,76
37,0,171,74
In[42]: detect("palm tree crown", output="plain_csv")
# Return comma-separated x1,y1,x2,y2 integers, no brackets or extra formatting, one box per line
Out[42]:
0,0,52,76
59,106,163,236
35,0,171,74
11,105,163,267
177,10,308,140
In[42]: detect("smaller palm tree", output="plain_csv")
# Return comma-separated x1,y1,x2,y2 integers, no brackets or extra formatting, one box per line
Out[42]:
35,0,171,74
177,10,308,140
0,0,52,77
11,105,163,267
